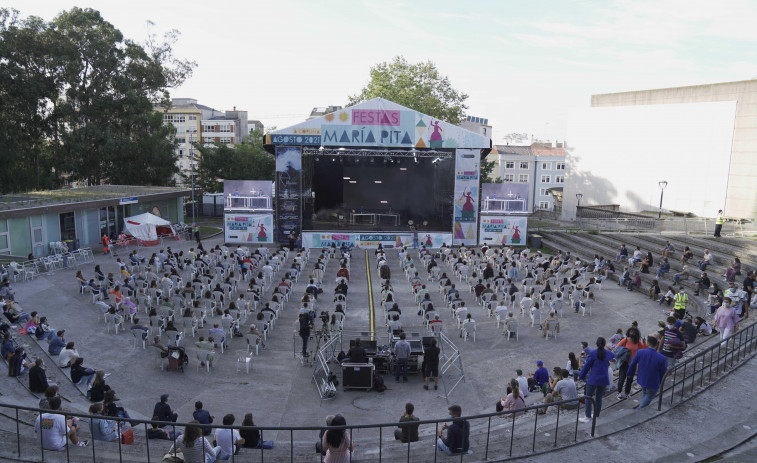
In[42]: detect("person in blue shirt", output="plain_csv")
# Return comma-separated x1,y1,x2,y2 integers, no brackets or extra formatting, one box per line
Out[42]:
48,330,66,355
531,360,550,395
626,336,668,409
1,333,15,360
579,337,615,422
656,259,671,279
193,401,214,436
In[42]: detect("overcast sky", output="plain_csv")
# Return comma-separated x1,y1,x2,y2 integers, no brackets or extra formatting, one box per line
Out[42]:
8,0,757,142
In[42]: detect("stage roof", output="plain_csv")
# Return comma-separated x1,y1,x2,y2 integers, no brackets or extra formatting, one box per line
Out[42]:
264,98,491,153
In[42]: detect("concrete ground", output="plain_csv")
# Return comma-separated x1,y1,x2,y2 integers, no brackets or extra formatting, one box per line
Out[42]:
1,234,751,461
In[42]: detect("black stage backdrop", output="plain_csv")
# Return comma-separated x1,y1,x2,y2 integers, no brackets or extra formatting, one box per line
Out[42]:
305,156,454,230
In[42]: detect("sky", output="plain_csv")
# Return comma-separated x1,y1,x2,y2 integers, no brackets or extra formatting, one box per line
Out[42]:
7,0,757,143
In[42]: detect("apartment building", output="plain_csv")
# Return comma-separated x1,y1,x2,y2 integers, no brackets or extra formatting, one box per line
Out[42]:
490,144,566,212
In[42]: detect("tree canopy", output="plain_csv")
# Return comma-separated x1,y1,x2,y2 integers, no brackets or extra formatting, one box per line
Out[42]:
193,130,275,193
0,7,195,193
348,56,469,125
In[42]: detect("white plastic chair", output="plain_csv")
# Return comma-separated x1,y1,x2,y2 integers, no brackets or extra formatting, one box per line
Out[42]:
545,320,559,340
246,333,261,355
463,321,476,342
196,349,214,372
506,321,519,341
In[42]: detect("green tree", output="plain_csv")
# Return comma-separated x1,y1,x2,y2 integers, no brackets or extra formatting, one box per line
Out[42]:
193,129,275,193
0,7,195,192
348,56,468,124
0,9,65,192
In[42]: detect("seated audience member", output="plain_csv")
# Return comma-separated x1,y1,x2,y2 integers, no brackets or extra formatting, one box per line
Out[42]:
240,413,274,449
147,417,175,440
393,403,420,443
38,385,59,410
48,330,66,355
70,357,97,388
90,403,119,442
29,358,50,393
8,347,30,377
35,397,88,449
541,369,579,413
497,379,526,416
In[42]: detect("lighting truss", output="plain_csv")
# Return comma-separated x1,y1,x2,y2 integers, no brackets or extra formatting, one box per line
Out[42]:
302,147,454,159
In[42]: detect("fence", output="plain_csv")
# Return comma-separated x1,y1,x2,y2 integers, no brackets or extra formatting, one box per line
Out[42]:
658,320,757,411
0,396,596,463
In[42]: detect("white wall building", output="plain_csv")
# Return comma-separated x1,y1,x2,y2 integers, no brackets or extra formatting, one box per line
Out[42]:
563,80,757,220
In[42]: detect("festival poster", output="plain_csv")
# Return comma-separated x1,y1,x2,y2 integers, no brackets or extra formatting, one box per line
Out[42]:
275,146,302,243
478,216,528,246
453,148,480,246
224,213,274,244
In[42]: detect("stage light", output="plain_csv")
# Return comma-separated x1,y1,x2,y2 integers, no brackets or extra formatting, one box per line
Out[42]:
380,200,388,204
338,147,346,151
343,177,350,180
370,158,375,164
374,180,382,184
400,167,407,171
332,157,336,162
315,156,320,162
349,180,357,183
319,146,324,151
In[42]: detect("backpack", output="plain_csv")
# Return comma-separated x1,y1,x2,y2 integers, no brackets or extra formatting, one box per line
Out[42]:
373,374,387,392
613,345,631,365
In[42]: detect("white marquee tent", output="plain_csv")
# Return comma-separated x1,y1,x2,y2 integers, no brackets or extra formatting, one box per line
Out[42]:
123,212,176,246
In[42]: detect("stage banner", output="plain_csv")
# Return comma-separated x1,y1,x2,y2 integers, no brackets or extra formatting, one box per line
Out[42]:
453,148,480,246
275,146,302,243
224,213,274,244
301,232,452,249
479,216,527,246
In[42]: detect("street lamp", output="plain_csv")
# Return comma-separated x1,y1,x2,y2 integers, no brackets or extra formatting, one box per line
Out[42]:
658,180,668,219
575,193,583,220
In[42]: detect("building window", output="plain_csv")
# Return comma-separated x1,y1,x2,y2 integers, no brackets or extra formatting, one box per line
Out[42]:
219,125,232,133
518,174,529,183
164,114,186,123
505,161,514,169
540,188,549,196
541,175,551,183
175,137,186,144
556,162,565,170
188,115,197,121
519,162,529,169
178,149,184,157
503,174,514,183
541,162,552,170
203,125,215,132
556,175,565,183
482,127,487,136
219,137,232,144
539,201,551,210
175,126,185,134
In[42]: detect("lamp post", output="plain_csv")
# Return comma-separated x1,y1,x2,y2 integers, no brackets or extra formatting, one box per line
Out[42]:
576,193,583,218
658,181,668,219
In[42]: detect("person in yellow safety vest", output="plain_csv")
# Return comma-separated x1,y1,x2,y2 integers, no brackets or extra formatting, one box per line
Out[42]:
714,210,724,238
674,287,688,319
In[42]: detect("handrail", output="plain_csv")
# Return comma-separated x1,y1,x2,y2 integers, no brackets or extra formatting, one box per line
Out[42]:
1,396,596,462
657,320,757,411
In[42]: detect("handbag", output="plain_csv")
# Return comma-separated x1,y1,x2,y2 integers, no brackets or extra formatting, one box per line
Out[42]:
162,452,185,463
121,428,134,445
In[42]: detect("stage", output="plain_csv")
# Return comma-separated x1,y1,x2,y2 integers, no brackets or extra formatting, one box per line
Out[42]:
264,98,492,246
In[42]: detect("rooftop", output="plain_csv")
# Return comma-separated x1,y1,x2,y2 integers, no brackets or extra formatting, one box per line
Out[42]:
0,185,190,213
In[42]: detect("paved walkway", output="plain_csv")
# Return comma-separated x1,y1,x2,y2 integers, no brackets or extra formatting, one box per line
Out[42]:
2,237,750,460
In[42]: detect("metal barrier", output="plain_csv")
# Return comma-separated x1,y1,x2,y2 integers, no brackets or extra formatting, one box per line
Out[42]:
0,396,597,463
658,320,757,411
438,331,466,404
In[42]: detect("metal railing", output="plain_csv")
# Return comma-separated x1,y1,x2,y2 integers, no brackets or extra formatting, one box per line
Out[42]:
658,320,757,411
0,396,596,463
